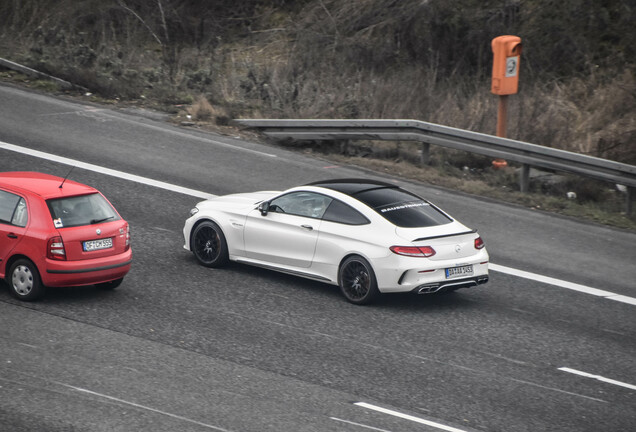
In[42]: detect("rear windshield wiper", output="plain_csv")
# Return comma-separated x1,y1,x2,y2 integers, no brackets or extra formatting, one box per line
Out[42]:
90,216,115,224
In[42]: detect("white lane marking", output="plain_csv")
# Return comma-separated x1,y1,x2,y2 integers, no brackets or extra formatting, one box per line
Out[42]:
489,263,636,306
508,377,607,403
605,295,636,306
355,402,469,432
2,141,634,308
62,384,234,431
559,367,636,391
330,417,393,432
0,141,216,200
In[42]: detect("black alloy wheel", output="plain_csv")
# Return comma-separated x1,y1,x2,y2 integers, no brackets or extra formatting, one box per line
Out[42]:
192,221,229,268
338,256,380,305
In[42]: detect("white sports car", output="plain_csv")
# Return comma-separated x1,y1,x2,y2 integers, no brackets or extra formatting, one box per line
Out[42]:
183,179,489,304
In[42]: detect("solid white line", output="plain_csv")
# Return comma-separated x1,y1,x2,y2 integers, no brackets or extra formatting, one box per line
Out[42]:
355,402,468,432
62,384,234,431
604,295,636,306
330,417,393,432
0,141,215,199
559,367,636,391
489,263,636,306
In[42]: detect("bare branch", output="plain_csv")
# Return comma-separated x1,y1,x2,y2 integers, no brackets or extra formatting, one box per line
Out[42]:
157,0,169,44
117,0,163,46
318,0,339,44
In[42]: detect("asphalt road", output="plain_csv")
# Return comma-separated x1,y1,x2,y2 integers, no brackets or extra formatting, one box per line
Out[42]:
0,83,635,432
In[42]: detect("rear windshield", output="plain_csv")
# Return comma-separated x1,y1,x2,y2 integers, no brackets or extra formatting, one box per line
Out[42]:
354,187,452,228
47,193,120,228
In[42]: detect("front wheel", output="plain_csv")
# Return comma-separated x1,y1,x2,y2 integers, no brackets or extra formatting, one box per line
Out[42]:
8,259,44,301
338,256,380,305
191,221,229,268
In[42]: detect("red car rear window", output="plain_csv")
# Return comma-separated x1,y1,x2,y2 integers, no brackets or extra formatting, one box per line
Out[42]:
47,193,120,228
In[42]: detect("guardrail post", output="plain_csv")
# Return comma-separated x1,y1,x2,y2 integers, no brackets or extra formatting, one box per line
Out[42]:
420,142,430,166
520,164,530,192
627,187,634,216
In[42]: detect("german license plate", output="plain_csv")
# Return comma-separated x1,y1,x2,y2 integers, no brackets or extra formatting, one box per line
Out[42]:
83,238,113,251
445,264,473,279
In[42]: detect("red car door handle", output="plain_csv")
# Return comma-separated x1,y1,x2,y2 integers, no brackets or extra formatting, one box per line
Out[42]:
7,233,18,239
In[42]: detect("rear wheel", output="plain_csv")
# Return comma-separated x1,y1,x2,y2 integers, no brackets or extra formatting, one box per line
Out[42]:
338,256,380,305
96,278,124,290
8,259,44,302
191,221,229,268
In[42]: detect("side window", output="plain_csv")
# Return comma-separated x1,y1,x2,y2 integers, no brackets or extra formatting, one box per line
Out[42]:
12,198,28,227
322,199,370,225
0,190,28,227
269,192,333,219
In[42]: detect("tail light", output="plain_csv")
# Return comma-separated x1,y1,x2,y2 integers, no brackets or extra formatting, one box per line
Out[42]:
47,236,66,260
125,224,131,251
474,237,485,250
390,246,436,257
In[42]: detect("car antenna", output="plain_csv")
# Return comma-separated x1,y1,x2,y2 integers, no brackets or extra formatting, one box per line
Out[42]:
59,166,75,188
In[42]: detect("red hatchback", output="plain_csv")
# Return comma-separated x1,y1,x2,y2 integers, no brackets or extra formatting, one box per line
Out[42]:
0,172,132,301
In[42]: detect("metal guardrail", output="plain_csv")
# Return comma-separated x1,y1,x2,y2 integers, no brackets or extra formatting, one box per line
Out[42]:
235,119,636,215
0,57,83,90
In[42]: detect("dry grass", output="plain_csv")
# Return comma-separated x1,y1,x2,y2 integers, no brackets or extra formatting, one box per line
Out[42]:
183,95,230,125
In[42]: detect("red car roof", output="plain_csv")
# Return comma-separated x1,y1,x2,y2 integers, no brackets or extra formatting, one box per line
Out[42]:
0,171,97,199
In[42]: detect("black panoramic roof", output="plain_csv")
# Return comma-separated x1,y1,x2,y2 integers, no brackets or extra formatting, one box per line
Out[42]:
306,179,398,197
307,179,452,227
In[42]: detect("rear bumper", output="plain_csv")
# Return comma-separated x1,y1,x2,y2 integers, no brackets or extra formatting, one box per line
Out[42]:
411,275,489,294
373,248,489,293
41,249,132,287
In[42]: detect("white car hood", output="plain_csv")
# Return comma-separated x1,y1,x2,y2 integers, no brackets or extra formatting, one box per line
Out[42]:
197,191,279,212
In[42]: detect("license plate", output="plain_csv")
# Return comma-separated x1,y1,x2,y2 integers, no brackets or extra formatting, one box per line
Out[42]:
83,238,113,251
445,264,473,279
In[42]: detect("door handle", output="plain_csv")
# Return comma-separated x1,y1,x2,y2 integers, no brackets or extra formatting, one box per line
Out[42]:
7,233,18,239
300,224,313,231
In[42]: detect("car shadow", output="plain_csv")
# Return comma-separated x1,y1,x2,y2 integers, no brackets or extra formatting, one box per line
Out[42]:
379,290,481,312
194,258,482,311
0,280,109,305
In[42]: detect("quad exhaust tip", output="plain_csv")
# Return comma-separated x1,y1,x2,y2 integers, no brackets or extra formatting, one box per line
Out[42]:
415,276,489,295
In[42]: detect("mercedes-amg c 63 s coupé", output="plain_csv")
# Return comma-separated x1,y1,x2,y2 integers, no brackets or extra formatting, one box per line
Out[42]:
183,179,488,304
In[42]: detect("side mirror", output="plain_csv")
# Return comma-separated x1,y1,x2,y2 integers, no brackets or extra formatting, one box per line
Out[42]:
258,202,270,216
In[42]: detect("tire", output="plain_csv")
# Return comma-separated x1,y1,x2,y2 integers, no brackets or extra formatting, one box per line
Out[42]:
7,259,44,302
338,256,380,305
191,221,229,268
95,278,124,290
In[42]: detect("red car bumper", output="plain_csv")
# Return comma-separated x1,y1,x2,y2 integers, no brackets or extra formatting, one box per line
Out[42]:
41,249,132,287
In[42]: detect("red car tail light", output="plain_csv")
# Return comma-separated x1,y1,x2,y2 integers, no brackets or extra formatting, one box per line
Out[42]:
47,236,66,260
390,246,436,257
125,224,131,251
474,237,485,250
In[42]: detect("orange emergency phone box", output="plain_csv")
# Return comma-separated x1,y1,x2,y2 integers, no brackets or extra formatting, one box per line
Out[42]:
491,35,522,95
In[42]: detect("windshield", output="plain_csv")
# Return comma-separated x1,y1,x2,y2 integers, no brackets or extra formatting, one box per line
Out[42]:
47,193,120,228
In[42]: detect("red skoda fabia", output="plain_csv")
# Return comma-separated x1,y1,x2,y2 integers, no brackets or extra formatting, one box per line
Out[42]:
0,172,132,301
